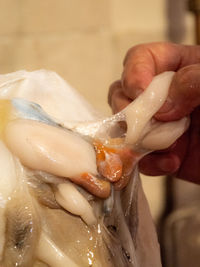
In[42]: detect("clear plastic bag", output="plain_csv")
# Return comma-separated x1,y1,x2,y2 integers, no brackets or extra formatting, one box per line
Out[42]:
0,70,188,267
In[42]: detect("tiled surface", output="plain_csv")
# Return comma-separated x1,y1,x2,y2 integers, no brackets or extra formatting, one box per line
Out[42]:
0,0,20,34
112,30,167,78
110,0,166,32
19,0,110,33
0,37,19,72
184,13,195,44
7,33,114,115
0,0,195,220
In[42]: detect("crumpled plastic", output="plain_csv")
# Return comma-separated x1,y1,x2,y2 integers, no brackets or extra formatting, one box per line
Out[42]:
0,70,162,267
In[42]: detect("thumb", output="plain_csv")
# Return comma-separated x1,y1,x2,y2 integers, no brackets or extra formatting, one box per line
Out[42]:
155,64,200,121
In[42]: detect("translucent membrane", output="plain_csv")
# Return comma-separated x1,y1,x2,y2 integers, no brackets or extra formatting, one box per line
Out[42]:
0,71,189,267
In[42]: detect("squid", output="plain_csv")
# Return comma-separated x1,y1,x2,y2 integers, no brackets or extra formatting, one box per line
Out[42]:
0,70,189,267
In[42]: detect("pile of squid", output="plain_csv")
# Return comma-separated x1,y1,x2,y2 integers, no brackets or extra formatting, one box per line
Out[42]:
0,70,189,267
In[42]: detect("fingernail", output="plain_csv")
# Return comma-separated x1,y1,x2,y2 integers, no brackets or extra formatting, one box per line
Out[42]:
157,157,179,173
157,98,174,114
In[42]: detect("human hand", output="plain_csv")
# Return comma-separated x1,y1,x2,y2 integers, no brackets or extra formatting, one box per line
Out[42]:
108,42,200,183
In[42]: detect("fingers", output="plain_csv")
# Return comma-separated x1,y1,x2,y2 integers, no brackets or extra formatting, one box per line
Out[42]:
139,152,180,176
156,64,200,121
108,42,200,181
177,107,200,183
108,80,132,113
110,43,200,118
139,130,189,176
139,107,200,183
122,42,200,100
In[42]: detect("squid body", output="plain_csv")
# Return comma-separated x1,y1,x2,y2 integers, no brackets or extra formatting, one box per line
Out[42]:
0,70,189,267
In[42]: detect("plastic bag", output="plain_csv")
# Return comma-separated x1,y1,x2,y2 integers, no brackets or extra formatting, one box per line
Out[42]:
0,70,189,267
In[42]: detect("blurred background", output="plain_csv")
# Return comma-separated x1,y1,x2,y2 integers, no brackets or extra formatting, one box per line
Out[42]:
0,0,199,266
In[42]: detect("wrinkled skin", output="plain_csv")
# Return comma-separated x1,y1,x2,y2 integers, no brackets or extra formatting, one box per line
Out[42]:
108,42,200,184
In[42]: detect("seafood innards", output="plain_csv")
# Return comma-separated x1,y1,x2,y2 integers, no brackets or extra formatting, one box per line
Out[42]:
0,70,189,267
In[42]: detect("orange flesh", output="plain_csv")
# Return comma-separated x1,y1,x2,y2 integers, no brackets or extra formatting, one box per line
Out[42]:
93,139,140,191
72,172,111,199
114,148,140,190
72,139,140,198
93,140,123,182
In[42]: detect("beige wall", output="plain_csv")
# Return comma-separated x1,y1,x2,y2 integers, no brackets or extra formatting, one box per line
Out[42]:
0,0,195,221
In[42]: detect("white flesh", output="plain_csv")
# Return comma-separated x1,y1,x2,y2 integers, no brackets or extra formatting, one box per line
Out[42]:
125,72,175,145
141,117,190,150
0,141,17,259
124,72,190,151
0,70,191,267
37,232,79,267
55,183,97,225
4,119,97,178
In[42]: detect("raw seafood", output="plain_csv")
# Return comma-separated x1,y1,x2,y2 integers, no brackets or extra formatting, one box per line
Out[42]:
0,70,189,267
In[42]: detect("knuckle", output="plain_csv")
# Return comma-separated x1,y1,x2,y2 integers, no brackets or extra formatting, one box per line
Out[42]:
108,80,122,106
123,44,147,66
122,76,137,97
